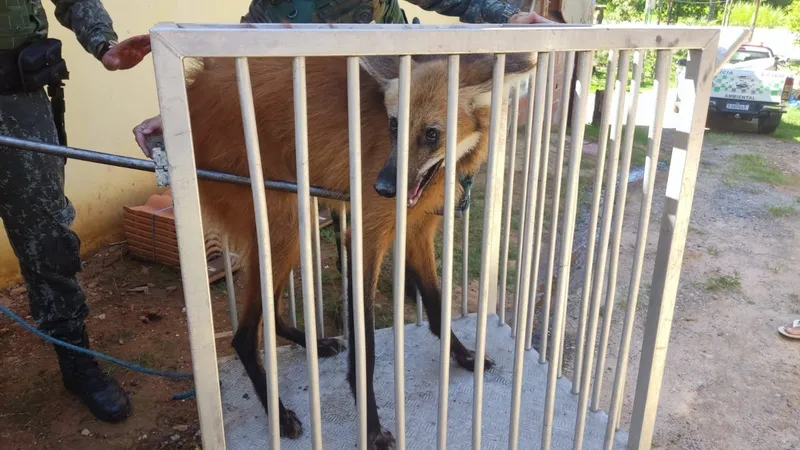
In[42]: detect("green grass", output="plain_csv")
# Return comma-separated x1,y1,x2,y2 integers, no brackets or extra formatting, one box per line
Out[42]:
320,227,337,246
581,123,669,169
132,352,156,369
706,245,720,257
766,262,786,274
767,205,799,218
726,2,789,28
724,153,800,187
704,272,742,292
774,109,800,144
705,132,739,146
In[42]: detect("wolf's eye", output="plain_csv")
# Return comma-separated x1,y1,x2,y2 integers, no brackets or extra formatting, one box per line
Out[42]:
425,128,439,142
389,118,398,133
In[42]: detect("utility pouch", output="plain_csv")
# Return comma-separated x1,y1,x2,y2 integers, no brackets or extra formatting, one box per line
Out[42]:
17,38,69,92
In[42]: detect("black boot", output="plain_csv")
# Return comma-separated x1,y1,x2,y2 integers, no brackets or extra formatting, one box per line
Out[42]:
53,328,132,423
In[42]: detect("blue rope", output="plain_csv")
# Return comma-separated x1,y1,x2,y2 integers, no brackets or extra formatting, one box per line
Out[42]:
0,304,196,400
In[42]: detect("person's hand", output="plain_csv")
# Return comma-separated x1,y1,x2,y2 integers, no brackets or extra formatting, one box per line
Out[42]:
102,35,151,71
133,115,163,158
508,11,555,24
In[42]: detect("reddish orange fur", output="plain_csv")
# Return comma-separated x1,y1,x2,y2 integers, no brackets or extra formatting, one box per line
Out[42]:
185,55,530,322
183,53,533,441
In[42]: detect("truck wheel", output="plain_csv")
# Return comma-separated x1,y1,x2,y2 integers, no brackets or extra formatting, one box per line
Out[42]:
757,114,781,134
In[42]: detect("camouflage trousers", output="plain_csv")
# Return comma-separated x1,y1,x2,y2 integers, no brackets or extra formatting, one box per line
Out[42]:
0,89,88,338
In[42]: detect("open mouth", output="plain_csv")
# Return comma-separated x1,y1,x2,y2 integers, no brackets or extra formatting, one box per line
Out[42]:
408,160,443,207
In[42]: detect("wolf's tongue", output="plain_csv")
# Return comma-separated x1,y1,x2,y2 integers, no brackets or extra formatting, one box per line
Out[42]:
408,180,422,206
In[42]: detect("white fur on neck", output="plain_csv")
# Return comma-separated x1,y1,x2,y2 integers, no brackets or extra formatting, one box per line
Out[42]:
472,72,532,108
416,131,482,178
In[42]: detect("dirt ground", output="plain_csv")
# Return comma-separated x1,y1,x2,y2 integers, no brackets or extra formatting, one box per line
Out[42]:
1,115,799,449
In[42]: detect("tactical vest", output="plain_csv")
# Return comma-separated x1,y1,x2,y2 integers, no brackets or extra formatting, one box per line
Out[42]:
244,0,405,26
0,0,48,52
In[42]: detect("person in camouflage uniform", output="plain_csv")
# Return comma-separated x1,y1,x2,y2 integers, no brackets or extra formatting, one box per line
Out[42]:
0,0,150,423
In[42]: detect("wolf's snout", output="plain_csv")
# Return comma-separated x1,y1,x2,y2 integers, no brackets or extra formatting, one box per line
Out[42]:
374,155,398,198
374,178,397,198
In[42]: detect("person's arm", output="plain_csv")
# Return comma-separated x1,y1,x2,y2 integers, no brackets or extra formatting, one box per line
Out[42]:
404,0,553,24
51,0,118,61
51,0,151,70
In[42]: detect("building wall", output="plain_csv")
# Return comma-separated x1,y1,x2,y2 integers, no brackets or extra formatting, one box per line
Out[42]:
0,1,459,286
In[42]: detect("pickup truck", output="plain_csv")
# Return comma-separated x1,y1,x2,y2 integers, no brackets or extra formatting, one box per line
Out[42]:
676,44,795,134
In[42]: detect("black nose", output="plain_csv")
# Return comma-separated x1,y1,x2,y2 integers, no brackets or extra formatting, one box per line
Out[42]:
374,180,396,198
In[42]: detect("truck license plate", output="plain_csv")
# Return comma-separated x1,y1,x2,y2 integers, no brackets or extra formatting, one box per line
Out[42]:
726,102,749,111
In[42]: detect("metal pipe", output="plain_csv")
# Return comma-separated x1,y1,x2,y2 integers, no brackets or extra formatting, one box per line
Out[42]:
526,52,556,351
572,49,619,393
392,54,413,450
152,34,226,450
508,52,545,450
462,204,470,318
222,234,239,332
346,56,369,450
511,72,536,338
539,51,575,364
416,290,424,325
522,52,550,352
289,269,297,328
472,53,507,450
498,83,521,326
573,50,630,450
235,56,281,449
291,56,323,450
629,42,718,450
436,53,460,450
0,135,348,202
541,50,593,450
592,49,644,412
311,198,325,338
339,203,349,340
604,50,672,449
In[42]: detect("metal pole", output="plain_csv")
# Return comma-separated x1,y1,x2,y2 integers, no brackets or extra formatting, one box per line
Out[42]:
291,56,324,449
392,54,413,450
573,50,631,450
508,53,546,450
152,34,226,450
511,72,536,338
339,203,349,339
592,49,645,412
346,56,369,450
222,235,239,332
472,53,507,450
749,0,761,39
498,84,521,326
235,56,281,449
436,54,460,450
629,42,718,449
0,135,348,202
572,49,618,393
542,50,594,450
311,199,325,338
462,204,471,318
540,51,575,364
289,269,297,328
604,49,672,450
525,52,556,351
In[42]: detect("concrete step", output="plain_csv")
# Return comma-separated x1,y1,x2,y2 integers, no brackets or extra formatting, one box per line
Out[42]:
218,313,628,449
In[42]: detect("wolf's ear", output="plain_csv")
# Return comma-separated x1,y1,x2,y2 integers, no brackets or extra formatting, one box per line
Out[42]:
459,53,536,108
360,55,418,91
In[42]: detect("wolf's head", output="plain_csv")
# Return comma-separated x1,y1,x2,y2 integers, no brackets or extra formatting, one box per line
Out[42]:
361,53,534,207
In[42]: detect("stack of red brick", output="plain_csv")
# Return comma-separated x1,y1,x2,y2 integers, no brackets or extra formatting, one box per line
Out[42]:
123,189,240,283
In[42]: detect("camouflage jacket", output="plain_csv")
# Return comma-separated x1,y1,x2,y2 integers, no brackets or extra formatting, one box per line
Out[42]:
243,0,520,26
0,1,118,61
